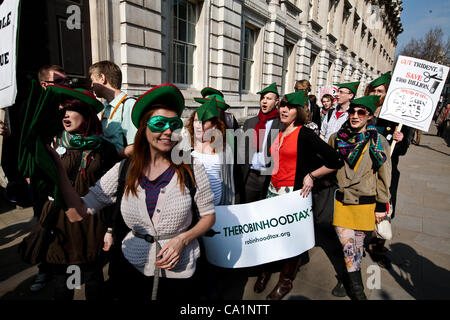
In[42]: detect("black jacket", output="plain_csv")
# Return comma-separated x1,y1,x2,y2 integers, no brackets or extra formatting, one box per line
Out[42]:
309,100,322,129
374,117,414,158
293,126,344,191
235,116,285,202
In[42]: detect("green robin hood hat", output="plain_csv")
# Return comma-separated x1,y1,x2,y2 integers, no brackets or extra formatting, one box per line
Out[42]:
370,71,392,88
350,95,380,114
50,85,105,113
334,81,360,95
131,83,185,128
194,94,230,110
284,90,309,107
196,99,219,122
257,82,279,96
200,87,224,98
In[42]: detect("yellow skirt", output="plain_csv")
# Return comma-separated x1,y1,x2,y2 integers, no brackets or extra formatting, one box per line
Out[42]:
332,199,376,231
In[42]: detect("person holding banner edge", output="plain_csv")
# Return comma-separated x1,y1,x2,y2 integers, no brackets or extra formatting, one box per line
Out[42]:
45,84,216,300
364,71,414,269
254,90,344,300
329,95,391,300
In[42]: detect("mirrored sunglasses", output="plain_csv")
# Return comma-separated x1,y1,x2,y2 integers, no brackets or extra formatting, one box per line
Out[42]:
348,108,369,117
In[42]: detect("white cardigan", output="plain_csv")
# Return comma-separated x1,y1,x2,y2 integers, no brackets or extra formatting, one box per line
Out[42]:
82,160,215,278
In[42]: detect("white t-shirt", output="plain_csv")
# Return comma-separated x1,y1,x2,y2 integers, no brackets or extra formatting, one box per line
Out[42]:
191,150,222,206
250,119,274,171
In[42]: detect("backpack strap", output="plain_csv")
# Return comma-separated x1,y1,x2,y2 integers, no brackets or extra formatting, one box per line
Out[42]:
184,161,199,224
327,109,333,122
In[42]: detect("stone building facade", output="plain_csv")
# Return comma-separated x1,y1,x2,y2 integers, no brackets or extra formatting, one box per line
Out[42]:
89,0,403,120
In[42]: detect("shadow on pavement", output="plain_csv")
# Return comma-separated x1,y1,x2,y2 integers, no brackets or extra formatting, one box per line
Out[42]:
386,243,450,300
414,144,450,157
0,219,34,247
0,188,17,215
0,273,54,300
0,218,36,283
287,295,311,300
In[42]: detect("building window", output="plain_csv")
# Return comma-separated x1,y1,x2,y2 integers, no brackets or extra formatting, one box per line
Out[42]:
281,43,294,95
172,0,196,85
241,25,256,92
310,51,318,94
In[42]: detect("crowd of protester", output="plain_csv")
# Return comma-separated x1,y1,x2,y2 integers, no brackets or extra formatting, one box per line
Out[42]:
0,61,423,301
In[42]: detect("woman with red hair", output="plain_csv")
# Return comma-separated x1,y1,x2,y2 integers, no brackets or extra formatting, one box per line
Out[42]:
38,86,119,300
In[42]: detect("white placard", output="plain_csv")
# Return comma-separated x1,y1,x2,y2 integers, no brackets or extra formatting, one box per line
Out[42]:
379,55,450,132
202,190,315,268
0,0,20,109
318,85,338,106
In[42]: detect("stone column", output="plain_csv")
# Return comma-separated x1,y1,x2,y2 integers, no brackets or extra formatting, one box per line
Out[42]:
209,0,242,94
119,0,163,95
263,20,284,88
296,36,312,82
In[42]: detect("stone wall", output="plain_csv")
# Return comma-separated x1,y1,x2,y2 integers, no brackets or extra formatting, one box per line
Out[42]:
89,0,403,121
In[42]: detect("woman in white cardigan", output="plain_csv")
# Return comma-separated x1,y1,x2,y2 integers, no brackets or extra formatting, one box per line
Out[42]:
47,84,216,300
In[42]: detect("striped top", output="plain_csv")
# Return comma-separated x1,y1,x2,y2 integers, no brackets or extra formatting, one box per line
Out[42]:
139,166,175,217
191,151,222,206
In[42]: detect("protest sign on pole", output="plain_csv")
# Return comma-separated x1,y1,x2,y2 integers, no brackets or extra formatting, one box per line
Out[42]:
379,55,450,132
202,190,315,268
0,0,20,170
0,0,20,109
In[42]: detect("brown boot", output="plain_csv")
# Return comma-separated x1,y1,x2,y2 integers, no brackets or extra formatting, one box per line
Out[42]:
266,256,302,300
253,271,272,293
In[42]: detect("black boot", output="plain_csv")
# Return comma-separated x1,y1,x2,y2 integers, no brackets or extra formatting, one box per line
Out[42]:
254,271,272,293
347,271,367,300
331,275,347,297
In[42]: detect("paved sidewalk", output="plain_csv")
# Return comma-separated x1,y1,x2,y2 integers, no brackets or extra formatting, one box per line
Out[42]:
1,126,449,300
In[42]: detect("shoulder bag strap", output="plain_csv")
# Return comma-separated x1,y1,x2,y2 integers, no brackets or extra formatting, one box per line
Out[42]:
110,158,132,236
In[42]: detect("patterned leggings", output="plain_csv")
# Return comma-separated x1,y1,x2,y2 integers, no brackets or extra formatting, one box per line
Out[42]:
335,227,366,272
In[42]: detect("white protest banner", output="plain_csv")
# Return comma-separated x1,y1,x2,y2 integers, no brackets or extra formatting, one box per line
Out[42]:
379,55,450,132
318,85,338,106
202,190,315,268
0,0,20,109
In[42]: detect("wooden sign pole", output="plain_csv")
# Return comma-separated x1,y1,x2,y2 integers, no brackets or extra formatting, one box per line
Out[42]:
390,123,403,156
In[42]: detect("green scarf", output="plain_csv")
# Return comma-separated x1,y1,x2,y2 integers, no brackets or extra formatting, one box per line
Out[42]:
59,131,103,178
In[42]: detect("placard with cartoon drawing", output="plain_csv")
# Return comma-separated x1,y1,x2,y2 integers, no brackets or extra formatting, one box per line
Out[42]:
379,55,449,132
